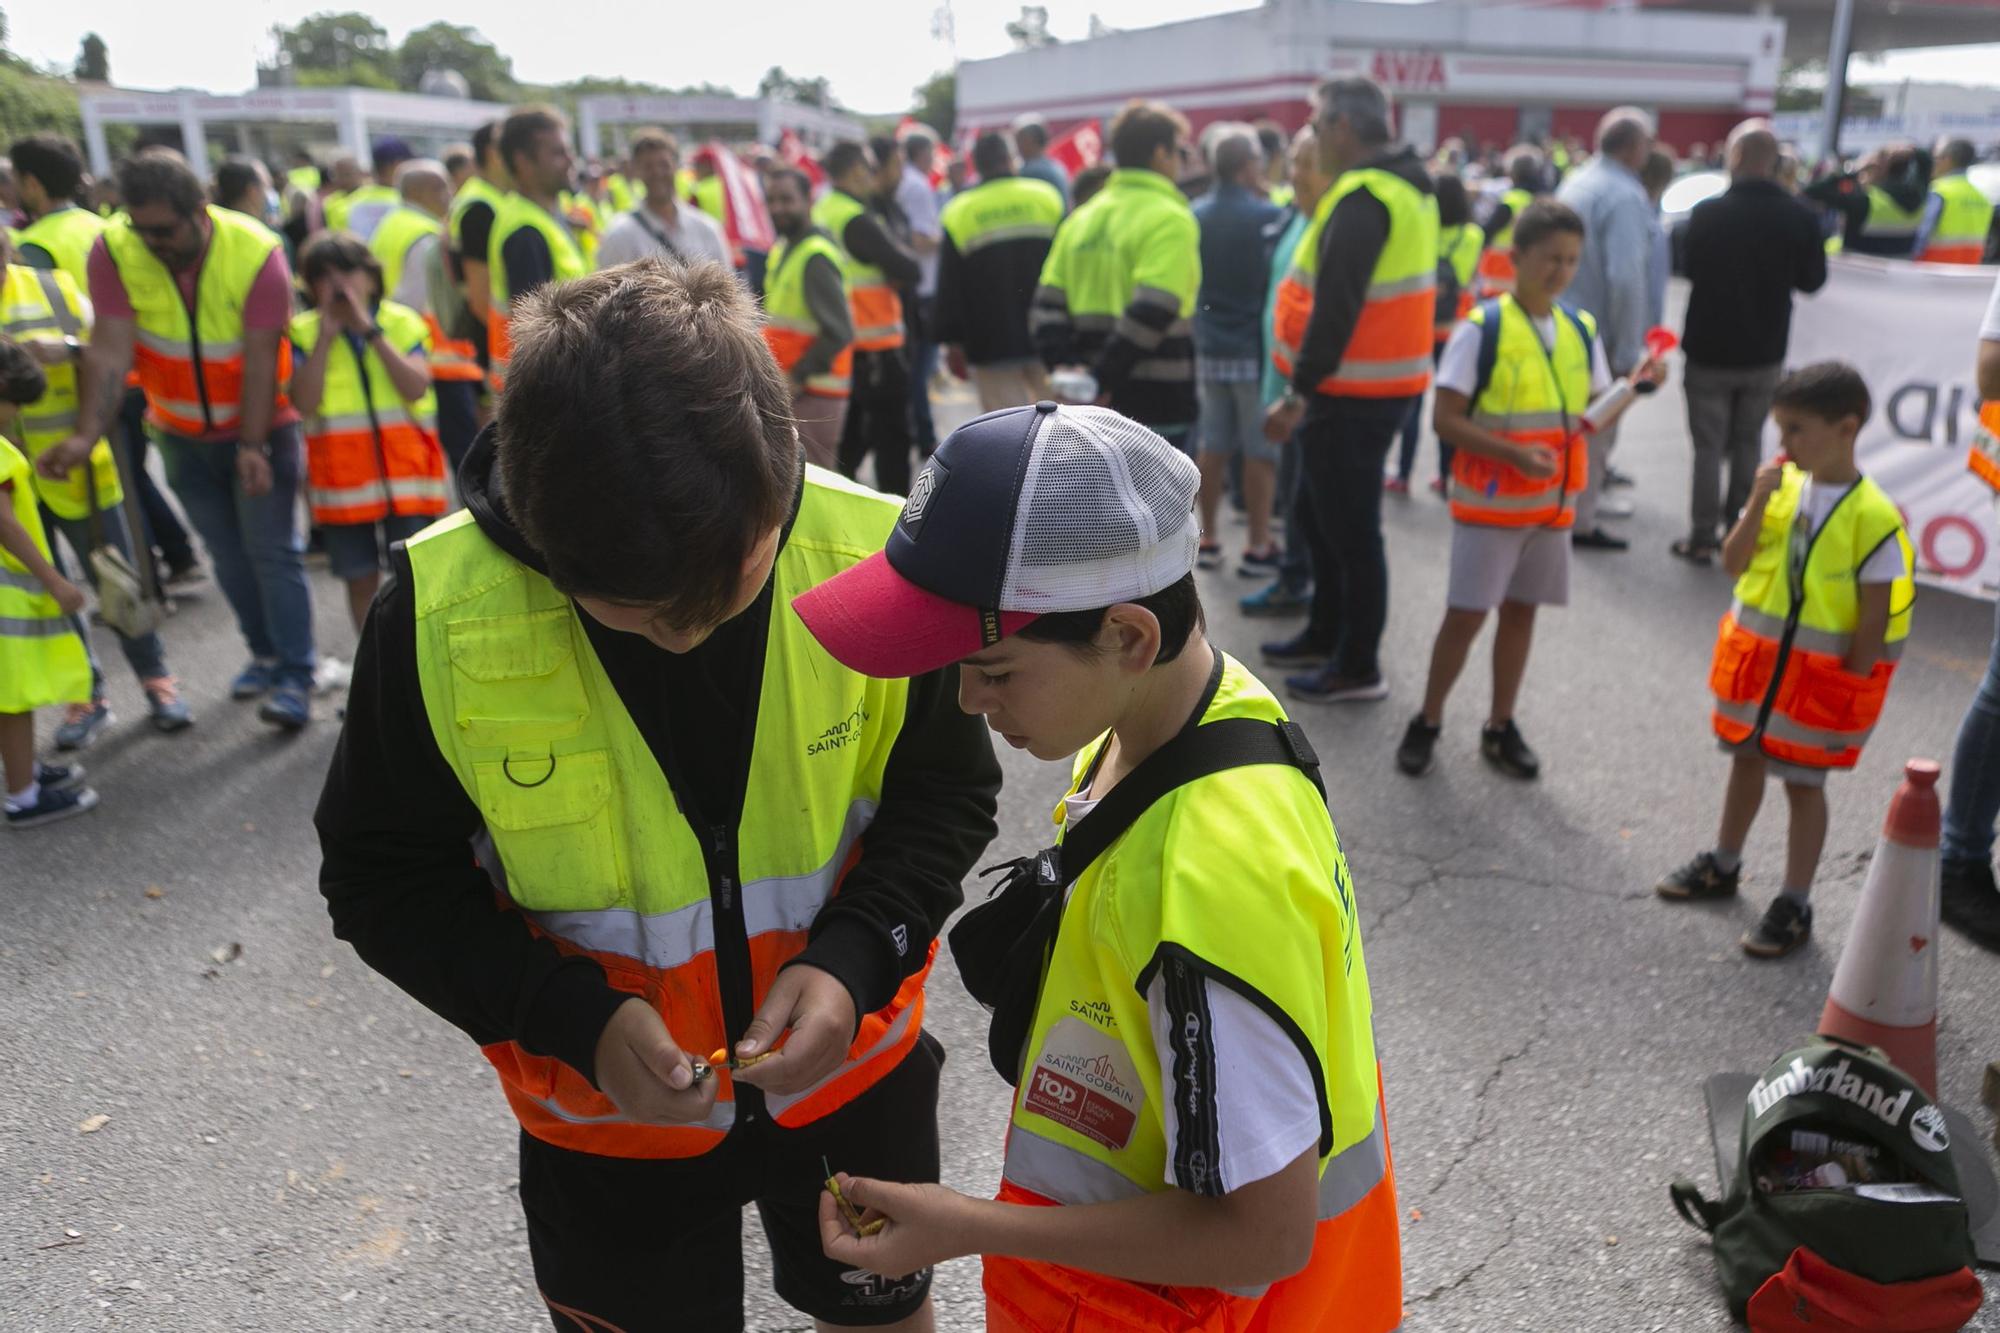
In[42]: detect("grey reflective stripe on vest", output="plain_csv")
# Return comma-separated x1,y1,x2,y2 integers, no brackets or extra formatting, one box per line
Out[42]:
1368,270,1436,300
0,567,48,593
520,1089,737,1131
1335,354,1435,382
0,613,75,636
308,476,452,511
35,269,81,337
1715,696,1875,753
19,408,79,433
762,997,919,1119
960,222,1058,255
1449,481,1561,511
1470,410,1568,433
1728,600,1905,663
1003,1120,1152,1206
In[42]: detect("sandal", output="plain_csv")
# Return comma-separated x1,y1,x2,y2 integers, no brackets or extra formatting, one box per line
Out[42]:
1669,538,1718,566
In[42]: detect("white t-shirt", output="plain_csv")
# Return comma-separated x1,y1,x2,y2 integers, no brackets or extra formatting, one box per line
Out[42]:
390,232,438,311
1436,309,1612,403
1797,480,1909,584
1060,790,1322,1195
1980,270,2000,342
593,204,732,271
896,164,943,298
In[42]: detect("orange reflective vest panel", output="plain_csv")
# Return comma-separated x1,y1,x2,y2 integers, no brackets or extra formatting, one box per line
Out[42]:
1709,468,1914,773
813,190,906,352
291,303,448,527
1476,187,1536,298
1970,399,2000,493
425,313,484,384
404,477,927,1159
1448,297,1596,531
100,206,293,438
762,228,854,397
1271,166,1439,399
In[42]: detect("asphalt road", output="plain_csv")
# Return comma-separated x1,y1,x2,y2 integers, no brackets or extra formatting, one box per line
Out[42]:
7,357,2000,1331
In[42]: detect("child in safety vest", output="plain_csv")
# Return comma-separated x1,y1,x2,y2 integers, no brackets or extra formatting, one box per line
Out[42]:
1657,362,1914,959
0,337,98,828
288,232,448,637
791,403,1402,1333
1398,200,1665,781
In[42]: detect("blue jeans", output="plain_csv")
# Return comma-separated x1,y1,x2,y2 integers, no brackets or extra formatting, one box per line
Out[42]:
1943,596,2000,866
158,423,317,688
43,506,170,690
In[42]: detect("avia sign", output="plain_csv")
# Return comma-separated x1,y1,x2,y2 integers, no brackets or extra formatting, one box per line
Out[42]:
1368,49,1448,94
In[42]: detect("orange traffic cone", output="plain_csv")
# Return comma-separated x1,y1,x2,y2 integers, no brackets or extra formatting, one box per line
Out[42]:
1817,759,1943,1097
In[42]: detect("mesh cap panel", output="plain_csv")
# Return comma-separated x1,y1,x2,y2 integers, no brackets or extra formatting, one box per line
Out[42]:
1000,407,1201,613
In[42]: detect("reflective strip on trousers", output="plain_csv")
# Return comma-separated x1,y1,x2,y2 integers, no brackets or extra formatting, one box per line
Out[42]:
1114,315,1166,352
1129,284,1182,314
1727,601,1904,663
522,800,877,971
0,613,76,637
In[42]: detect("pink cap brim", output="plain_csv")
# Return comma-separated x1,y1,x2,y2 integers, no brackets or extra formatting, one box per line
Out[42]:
792,551,1041,679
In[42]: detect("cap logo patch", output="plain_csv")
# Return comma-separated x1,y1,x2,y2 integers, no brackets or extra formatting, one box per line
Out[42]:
901,461,945,536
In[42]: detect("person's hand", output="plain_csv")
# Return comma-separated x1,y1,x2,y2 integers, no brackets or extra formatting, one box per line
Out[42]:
818,1174,973,1280
1633,356,1668,390
729,964,857,1096
236,444,274,498
1511,442,1560,480
591,996,721,1125
1263,395,1305,445
1748,459,1786,506
33,434,94,482
47,575,86,616
24,338,72,368
945,345,969,381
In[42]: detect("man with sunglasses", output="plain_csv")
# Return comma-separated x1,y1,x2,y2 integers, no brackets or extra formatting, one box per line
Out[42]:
41,148,319,730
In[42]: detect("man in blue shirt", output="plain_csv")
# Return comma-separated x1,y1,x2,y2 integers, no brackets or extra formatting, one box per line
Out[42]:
1013,116,1071,211
1193,125,1283,575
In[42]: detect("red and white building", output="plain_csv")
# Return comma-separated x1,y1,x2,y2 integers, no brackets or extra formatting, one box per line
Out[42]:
957,0,1788,155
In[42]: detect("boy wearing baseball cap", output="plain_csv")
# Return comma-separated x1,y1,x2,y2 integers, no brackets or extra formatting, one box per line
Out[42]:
794,402,1402,1331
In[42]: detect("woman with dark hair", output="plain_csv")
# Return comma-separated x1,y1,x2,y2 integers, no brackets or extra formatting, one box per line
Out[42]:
288,231,448,634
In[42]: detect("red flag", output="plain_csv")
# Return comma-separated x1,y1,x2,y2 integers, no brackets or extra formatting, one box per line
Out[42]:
779,128,826,192
1047,120,1103,177
690,142,775,255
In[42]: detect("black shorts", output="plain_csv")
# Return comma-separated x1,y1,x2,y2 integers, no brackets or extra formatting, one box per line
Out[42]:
520,1032,943,1332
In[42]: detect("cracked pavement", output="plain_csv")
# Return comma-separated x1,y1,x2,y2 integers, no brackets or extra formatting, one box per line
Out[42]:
8,356,2000,1330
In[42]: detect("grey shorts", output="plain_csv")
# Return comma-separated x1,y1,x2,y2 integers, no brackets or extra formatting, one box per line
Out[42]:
1446,522,1571,611
322,512,432,582
1716,739,1832,789
1196,376,1279,464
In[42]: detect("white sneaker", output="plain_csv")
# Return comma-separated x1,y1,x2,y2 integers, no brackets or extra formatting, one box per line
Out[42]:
1598,496,1636,520
314,656,353,695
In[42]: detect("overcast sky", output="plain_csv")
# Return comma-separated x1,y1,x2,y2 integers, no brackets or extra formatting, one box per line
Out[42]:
17,2,1998,113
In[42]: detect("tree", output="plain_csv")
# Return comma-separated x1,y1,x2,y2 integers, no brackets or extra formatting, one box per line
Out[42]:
75,32,108,83
395,22,515,102
264,11,392,84
1005,6,1059,50
911,71,955,144
758,65,837,110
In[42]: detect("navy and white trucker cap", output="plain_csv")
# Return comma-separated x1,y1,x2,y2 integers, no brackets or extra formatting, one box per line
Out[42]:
793,401,1201,678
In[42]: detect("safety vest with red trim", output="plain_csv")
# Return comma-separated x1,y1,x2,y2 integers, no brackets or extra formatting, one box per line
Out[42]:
1970,399,2000,493
1448,296,1596,530
1476,187,1536,297
485,193,589,393
1271,166,1439,399
1918,173,1995,265
1709,466,1915,773
1435,221,1485,344
101,206,294,438
403,473,925,1159
987,655,1400,1333
762,226,853,397
290,301,448,527
813,189,905,351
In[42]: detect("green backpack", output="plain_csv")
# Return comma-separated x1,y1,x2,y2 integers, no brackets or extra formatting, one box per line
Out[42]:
1671,1036,1982,1330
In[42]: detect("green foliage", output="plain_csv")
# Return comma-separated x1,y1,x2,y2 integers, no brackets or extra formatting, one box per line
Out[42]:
1005,5,1059,50
0,64,84,148
758,66,838,110
395,22,516,103
294,62,396,91
75,32,108,83
911,70,955,143
266,11,392,82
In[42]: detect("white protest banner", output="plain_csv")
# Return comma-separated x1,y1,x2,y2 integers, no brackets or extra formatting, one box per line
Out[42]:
1785,255,1998,599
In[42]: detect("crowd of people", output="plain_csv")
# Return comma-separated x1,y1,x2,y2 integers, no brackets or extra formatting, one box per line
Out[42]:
2,68,1999,1331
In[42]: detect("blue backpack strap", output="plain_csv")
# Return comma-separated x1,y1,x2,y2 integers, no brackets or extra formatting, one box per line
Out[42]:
1470,296,1505,404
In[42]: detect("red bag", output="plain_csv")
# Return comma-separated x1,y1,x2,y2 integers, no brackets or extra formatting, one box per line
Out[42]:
1746,1247,1983,1332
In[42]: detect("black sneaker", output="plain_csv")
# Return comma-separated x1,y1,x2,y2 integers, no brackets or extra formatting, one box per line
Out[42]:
1940,858,2000,953
1396,715,1440,776
1571,526,1630,551
5,784,99,830
1655,851,1740,901
1742,895,1813,959
1480,720,1540,779
1262,633,1331,669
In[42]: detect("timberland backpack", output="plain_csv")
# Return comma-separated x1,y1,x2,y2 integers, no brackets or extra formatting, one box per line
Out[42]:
1670,1036,1982,1331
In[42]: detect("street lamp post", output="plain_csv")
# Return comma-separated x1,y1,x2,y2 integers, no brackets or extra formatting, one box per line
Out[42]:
1818,0,1856,165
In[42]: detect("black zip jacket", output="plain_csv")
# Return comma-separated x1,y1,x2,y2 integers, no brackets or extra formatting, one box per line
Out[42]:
314,429,1001,1091
1292,146,1434,399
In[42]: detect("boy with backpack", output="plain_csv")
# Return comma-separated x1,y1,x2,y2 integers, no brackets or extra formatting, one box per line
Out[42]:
1657,362,1914,958
792,403,1402,1332
1397,200,1665,780
0,336,98,828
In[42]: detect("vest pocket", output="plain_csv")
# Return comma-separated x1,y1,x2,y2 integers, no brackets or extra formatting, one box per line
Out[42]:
1709,619,1773,703
471,749,626,909
1781,656,1891,735
447,608,589,749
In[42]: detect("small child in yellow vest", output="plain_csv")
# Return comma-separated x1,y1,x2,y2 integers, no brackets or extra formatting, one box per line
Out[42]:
1398,201,1664,781
0,337,98,828
1658,362,1915,959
